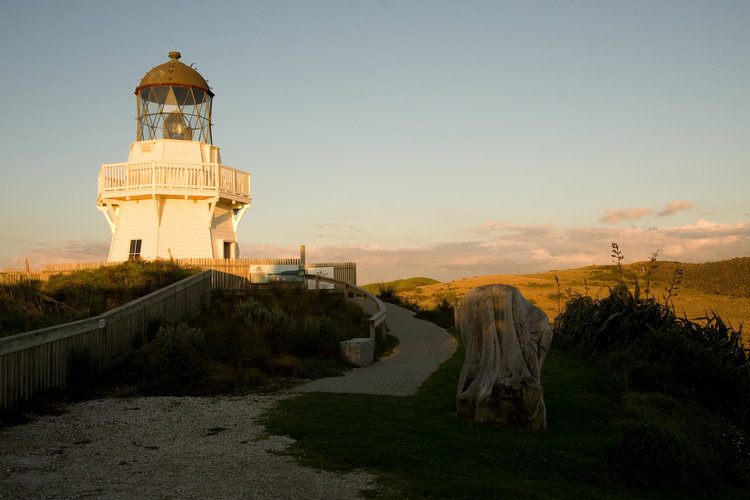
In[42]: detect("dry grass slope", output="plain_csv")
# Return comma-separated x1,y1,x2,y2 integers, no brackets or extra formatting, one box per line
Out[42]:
392,257,750,331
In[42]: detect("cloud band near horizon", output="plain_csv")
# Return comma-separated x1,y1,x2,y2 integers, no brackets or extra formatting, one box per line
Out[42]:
3,219,747,286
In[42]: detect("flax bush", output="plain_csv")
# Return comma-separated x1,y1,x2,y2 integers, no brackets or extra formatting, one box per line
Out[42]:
553,245,750,487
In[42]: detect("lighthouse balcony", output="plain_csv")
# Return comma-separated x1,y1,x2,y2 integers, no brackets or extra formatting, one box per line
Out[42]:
97,161,251,205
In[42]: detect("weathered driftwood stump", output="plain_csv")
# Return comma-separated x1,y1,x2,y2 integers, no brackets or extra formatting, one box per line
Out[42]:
456,285,553,430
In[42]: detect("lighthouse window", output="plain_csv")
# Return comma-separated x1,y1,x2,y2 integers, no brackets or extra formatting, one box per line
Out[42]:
129,239,142,259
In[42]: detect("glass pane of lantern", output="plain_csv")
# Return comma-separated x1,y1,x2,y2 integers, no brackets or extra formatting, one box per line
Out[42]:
165,87,178,106
173,86,192,106
152,86,169,104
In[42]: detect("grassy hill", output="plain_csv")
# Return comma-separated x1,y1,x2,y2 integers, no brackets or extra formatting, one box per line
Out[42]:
361,277,440,295
366,257,750,330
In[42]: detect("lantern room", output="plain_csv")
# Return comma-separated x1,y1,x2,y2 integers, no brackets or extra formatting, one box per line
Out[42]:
97,51,251,262
135,51,214,144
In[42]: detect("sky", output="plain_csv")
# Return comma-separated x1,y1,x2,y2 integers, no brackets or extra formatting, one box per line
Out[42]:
1,0,748,284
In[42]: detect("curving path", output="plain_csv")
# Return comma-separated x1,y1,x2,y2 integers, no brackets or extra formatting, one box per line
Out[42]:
296,303,457,396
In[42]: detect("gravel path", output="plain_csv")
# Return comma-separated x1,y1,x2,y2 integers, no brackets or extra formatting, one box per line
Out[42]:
0,395,375,499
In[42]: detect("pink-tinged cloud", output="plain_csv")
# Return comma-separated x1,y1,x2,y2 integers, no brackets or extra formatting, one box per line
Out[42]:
242,219,750,285
0,239,110,270
600,208,652,225
657,200,694,217
3,220,747,287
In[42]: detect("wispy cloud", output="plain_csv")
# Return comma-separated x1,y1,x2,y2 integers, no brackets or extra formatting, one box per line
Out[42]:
243,219,750,284
600,208,652,225
313,223,364,232
4,220,746,287
600,200,696,225
657,200,694,217
0,239,109,270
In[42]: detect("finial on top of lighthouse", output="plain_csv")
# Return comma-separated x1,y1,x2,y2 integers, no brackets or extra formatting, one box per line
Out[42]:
135,51,214,144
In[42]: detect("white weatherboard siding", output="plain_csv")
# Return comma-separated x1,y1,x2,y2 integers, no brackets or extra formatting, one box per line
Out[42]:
108,200,159,261
210,205,239,258
156,199,213,259
98,139,251,262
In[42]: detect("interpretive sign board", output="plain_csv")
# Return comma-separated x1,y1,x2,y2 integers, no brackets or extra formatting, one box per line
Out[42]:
250,265,301,283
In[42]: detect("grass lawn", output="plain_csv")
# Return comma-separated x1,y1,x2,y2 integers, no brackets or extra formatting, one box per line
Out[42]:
263,334,748,499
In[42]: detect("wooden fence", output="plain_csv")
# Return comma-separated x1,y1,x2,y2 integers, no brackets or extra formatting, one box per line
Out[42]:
2,259,357,288
0,271,211,409
307,262,357,287
0,270,43,284
0,259,362,410
1,262,115,285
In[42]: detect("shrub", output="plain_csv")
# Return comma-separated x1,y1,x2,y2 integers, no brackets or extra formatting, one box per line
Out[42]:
294,314,341,358
554,244,750,487
554,283,677,351
144,323,209,392
415,298,455,329
374,282,400,302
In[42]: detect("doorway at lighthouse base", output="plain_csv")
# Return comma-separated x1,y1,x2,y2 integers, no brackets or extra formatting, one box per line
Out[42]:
106,198,239,261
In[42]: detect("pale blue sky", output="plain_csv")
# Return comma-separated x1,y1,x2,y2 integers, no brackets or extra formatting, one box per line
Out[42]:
1,1,748,283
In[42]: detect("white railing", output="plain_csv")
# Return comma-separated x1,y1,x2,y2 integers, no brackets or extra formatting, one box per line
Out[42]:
98,162,250,201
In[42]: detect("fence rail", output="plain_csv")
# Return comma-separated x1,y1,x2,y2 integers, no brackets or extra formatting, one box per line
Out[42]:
0,271,212,409
306,274,387,339
1,260,361,409
1,259,357,287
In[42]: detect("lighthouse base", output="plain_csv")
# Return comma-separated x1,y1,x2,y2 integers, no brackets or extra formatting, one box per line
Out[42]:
105,197,240,261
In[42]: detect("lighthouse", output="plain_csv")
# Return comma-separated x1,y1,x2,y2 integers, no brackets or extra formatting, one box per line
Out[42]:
97,51,251,261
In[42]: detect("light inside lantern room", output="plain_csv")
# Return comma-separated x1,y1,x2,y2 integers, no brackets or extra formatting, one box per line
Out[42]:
135,51,214,144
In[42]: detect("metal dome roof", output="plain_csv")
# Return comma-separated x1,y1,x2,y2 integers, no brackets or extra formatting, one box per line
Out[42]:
135,51,213,96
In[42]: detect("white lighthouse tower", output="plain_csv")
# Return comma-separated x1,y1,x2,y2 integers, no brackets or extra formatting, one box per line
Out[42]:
97,51,251,261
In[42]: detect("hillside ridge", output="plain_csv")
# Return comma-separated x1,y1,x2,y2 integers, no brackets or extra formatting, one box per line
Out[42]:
369,257,750,329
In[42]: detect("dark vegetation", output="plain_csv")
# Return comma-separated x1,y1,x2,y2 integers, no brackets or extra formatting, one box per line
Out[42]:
4,247,749,496
554,256,750,299
65,287,391,398
263,245,749,497
372,281,455,329
0,260,195,337
2,278,394,425
618,256,750,297
554,244,750,489
265,336,749,498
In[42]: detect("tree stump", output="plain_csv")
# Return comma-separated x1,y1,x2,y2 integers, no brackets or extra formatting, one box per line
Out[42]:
456,285,553,430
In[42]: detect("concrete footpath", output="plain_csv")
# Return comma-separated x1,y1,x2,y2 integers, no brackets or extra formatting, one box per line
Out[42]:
296,303,457,396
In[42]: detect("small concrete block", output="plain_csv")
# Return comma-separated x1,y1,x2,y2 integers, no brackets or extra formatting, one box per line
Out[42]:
340,338,374,367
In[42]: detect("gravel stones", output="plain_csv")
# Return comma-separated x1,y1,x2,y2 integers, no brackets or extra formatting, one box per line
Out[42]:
0,394,375,499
